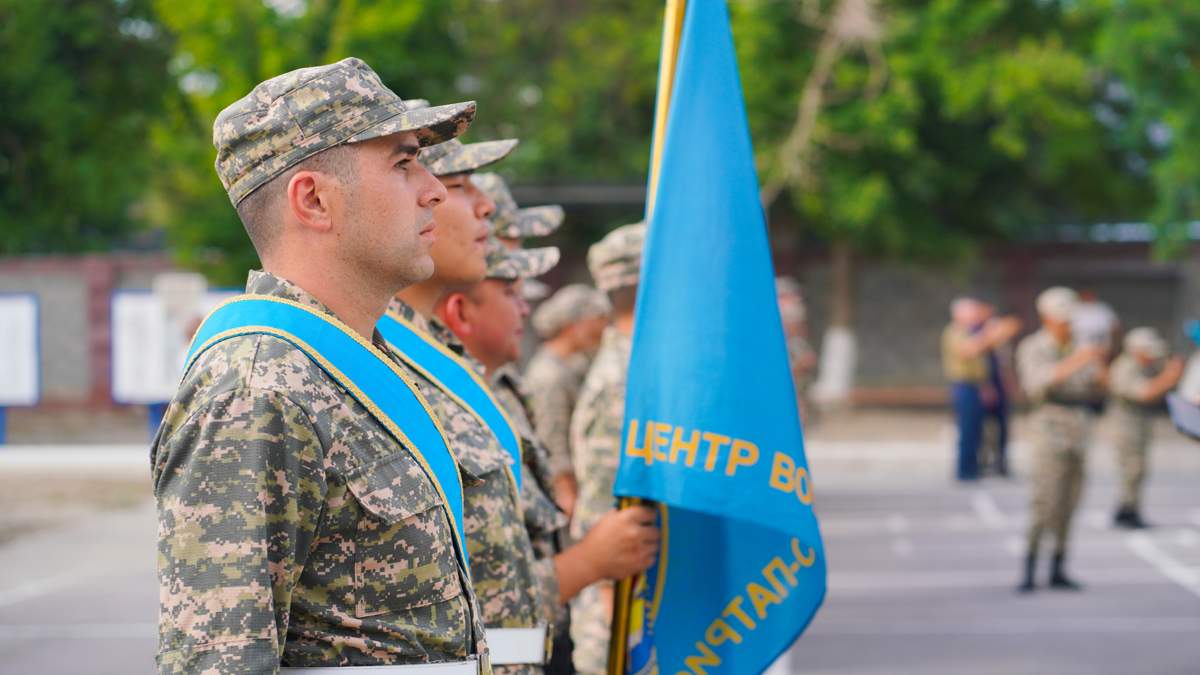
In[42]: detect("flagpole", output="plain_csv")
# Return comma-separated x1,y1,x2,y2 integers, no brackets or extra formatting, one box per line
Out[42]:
608,3,687,675
644,0,688,220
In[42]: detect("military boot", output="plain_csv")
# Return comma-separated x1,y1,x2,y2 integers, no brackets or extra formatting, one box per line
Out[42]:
1049,553,1082,591
1016,552,1036,593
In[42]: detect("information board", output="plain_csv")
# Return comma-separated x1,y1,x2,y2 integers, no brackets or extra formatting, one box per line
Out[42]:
0,294,39,406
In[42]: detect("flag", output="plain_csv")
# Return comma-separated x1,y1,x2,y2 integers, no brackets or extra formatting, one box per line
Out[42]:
612,1,826,673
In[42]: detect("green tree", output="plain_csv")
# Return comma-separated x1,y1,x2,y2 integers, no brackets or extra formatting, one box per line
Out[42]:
0,0,173,253
1092,0,1200,257
147,0,465,283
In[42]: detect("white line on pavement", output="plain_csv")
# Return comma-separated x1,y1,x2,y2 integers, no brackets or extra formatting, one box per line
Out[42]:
0,573,93,608
1126,532,1200,599
971,490,1008,530
0,623,154,639
828,566,1193,592
885,514,909,534
891,538,914,557
809,616,1200,636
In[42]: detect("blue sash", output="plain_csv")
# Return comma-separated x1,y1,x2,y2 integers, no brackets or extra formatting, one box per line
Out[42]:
378,311,523,489
184,296,470,568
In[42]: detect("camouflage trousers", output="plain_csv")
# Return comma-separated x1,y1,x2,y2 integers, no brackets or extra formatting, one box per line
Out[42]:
1114,422,1151,511
1025,405,1092,555
569,581,611,675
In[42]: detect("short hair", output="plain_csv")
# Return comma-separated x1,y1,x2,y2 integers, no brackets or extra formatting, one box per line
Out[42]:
607,285,638,315
234,144,358,257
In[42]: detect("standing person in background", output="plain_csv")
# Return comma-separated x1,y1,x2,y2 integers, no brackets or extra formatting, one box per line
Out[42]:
979,302,1021,476
941,297,1021,482
569,222,646,675
1073,289,1121,354
525,284,611,517
777,277,819,427
1108,328,1184,528
1016,287,1108,592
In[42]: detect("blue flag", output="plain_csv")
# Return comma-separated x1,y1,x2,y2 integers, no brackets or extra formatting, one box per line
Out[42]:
613,1,826,673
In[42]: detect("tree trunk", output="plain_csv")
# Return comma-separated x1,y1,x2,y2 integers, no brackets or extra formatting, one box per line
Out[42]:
814,239,857,407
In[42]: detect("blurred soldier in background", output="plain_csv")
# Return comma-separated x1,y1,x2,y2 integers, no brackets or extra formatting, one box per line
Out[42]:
569,222,646,675
941,297,1021,481
1073,289,1121,355
777,276,819,426
1107,327,1183,528
1016,287,1108,592
526,284,611,516
978,301,1020,476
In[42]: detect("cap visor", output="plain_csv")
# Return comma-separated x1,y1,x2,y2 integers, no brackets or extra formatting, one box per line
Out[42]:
513,205,565,237
441,138,519,174
348,100,476,147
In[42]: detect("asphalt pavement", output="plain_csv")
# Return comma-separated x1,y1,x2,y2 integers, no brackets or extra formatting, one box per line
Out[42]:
2,419,1199,674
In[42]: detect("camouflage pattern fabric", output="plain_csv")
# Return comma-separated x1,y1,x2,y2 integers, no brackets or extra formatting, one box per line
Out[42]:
213,58,475,206
568,326,632,675
152,271,484,673
491,364,571,630
523,347,591,478
1016,329,1105,554
386,299,544,675
420,138,518,177
530,284,610,340
484,237,560,281
1108,353,1158,510
587,223,645,292
471,172,565,240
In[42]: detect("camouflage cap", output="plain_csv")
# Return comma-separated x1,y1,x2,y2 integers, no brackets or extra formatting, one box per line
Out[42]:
420,138,519,176
1036,286,1078,322
471,173,565,239
531,283,612,339
522,278,551,302
587,221,646,292
484,237,560,281
1124,326,1167,358
213,57,475,206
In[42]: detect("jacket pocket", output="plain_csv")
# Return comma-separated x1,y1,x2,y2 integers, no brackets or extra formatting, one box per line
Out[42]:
346,452,464,617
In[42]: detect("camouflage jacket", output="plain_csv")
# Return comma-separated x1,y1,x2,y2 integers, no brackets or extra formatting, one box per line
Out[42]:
385,300,544,674
522,347,590,478
1108,352,1158,441
151,271,484,674
1016,328,1105,445
491,364,570,627
569,326,631,540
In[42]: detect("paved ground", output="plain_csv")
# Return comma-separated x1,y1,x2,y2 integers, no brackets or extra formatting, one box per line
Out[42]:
1,414,1198,674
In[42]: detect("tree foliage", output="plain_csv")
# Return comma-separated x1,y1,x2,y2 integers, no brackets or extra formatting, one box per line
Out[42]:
0,0,173,253
1,0,1192,276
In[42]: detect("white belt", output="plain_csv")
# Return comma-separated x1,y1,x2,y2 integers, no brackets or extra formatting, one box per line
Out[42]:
486,625,550,665
282,658,480,674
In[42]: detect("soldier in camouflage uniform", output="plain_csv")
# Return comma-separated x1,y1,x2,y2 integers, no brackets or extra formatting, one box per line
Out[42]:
568,222,647,675
1108,327,1183,528
439,230,658,675
525,285,610,516
384,135,550,675
152,58,489,673
1016,287,1108,592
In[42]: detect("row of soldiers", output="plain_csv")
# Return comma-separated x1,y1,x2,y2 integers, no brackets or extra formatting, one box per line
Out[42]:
945,287,1183,592
151,58,649,674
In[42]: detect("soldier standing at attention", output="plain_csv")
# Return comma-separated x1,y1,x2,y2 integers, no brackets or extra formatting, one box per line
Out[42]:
152,59,489,673
440,241,657,675
1016,287,1108,593
1108,327,1183,528
525,285,611,516
568,222,646,675
379,137,654,675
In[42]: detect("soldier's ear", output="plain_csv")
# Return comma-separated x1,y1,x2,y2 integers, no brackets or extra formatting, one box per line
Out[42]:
287,170,335,234
438,293,473,338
